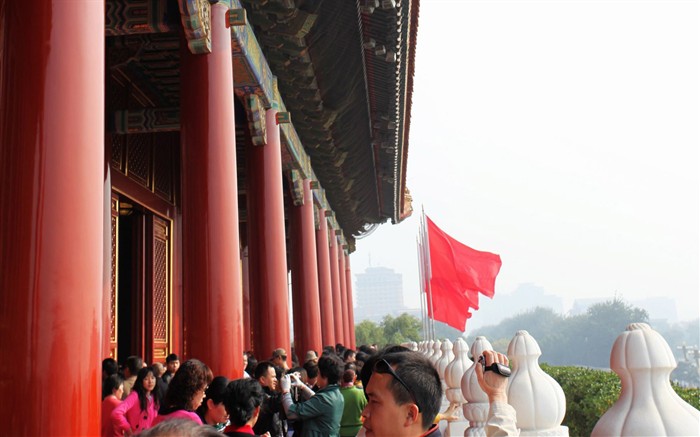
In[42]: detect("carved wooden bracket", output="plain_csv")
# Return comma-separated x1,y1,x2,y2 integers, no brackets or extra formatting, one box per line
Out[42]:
290,170,304,207
178,0,212,54
227,8,246,27
243,94,267,146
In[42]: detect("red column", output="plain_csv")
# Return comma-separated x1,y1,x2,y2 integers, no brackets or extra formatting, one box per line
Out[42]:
247,108,290,363
345,255,357,349
338,245,350,348
180,2,244,378
242,247,252,352
329,232,344,345
0,1,104,434
290,180,323,359
316,210,335,347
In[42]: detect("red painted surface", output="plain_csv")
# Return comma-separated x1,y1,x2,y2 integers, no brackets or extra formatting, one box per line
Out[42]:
316,211,336,347
180,2,243,379
338,245,350,348
291,180,323,360
247,108,291,363
329,233,344,345
0,1,104,434
345,255,357,349
242,248,252,351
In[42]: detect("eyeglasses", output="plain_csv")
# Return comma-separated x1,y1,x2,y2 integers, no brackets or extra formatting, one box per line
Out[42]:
373,359,421,412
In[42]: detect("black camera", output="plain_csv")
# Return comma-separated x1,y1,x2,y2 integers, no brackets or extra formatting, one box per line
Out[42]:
478,355,511,377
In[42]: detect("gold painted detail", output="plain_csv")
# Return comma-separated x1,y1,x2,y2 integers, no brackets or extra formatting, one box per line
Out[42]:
152,219,169,342
111,108,180,134
178,0,212,54
106,0,173,36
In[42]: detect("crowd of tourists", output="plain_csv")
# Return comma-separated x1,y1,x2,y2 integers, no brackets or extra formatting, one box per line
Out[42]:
101,344,515,437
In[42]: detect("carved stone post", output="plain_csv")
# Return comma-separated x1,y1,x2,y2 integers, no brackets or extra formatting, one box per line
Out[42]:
592,323,700,436
462,336,495,436
444,338,472,436
507,330,568,436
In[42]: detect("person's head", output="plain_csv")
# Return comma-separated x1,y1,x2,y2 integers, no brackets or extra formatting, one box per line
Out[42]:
361,351,442,437
224,378,265,427
102,358,119,381
152,362,166,378
360,345,410,390
162,359,213,412
303,360,319,385
316,354,343,388
124,355,143,378
139,419,221,437
196,376,229,426
245,353,258,376
343,349,356,363
254,361,277,391
103,373,124,400
134,366,162,412
304,350,318,363
165,353,180,374
271,348,288,370
289,367,308,384
342,369,357,386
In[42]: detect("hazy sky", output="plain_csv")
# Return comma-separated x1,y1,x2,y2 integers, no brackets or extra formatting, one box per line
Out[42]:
350,0,699,324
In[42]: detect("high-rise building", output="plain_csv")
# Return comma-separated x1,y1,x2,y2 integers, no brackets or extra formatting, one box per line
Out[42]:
355,266,408,323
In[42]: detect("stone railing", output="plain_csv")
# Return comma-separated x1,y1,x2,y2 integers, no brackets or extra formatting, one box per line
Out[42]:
418,323,700,437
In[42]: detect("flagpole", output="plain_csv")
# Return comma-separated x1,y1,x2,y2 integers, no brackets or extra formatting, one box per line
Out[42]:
416,237,426,341
422,207,436,340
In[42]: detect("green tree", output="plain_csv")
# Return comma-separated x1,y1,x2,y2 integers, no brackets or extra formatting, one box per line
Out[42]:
355,320,385,346
381,313,422,345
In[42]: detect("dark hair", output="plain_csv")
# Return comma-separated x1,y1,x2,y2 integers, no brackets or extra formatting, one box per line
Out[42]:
245,353,258,377
303,361,319,379
166,353,179,363
224,379,264,427
124,355,143,376
103,373,124,400
360,345,410,390
343,349,356,361
160,359,213,414
375,351,442,431
317,355,343,385
254,361,275,380
103,358,119,377
134,367,163,412
196,376,229,423
342,369,356,384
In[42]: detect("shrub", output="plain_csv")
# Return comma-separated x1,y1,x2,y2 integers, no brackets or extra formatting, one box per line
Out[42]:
540,364,699,436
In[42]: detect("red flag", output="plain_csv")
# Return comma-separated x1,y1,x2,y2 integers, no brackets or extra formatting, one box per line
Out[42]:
424,216,502,330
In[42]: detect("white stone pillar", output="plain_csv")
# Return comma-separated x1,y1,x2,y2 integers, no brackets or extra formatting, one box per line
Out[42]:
444,338,472,436
507,330,568,436
430,339,443,367
462,336,495,436
592,323,700,436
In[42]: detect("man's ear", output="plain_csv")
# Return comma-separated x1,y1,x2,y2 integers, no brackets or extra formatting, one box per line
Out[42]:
403,403,421,427
207,398,215,410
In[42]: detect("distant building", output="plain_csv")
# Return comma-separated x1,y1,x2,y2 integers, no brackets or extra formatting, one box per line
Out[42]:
355,266,409,323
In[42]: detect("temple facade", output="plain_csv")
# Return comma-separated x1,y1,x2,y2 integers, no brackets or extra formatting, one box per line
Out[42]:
0,0,418,434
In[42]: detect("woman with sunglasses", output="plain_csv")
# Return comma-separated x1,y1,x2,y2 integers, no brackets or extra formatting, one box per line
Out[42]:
152,359,213,426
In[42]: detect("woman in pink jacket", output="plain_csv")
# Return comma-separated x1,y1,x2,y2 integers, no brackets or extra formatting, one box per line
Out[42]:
111,366,163,436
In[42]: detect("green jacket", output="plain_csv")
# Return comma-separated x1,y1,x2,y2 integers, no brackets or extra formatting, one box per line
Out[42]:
287,384,344,437
339,386,367,437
